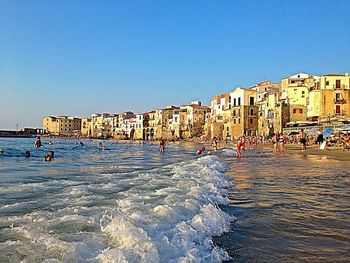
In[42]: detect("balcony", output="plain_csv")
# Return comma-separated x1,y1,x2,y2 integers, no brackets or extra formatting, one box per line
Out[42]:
334,84,349,89
334,98,346,104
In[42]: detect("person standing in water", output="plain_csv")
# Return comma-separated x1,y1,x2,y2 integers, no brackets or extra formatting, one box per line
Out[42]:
211,137,218,151
235,140,242,159
300,129,307,151
159,138,165,153
34,136,42,148
272,132,279,152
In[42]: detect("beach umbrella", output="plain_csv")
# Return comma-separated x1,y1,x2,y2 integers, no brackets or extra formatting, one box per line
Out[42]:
323,128,333,138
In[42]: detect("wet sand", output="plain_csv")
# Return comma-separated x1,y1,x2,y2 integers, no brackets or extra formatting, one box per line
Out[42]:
284,144,350,161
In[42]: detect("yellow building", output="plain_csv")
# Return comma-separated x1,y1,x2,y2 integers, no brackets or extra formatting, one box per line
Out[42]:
319,73,350,120
145,111,159,140
91,114,108,138
43,116,59,134
281,72,319,105
281,72,320,123
81,118,92,137
43,116,81,135
307,89,321,120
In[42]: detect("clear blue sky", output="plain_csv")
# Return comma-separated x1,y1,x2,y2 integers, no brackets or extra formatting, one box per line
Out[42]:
1,0,349,129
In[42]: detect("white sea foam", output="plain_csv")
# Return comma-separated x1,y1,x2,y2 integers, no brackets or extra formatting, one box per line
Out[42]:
1,152,233,262
97,155,234,263
222,149,236,157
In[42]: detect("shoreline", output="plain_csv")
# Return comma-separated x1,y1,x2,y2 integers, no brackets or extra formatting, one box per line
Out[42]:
2,136,349,161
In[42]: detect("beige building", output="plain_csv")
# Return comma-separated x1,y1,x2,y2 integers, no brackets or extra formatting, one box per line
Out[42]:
112,112,135,139
91,113,113,138
169,108,187,139
43,116,81,135
223,88,258,138
206,93,230,139
181,102,210,138
252,81,281,136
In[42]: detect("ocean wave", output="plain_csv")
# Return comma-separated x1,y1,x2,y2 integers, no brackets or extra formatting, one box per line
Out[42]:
97,155,234,263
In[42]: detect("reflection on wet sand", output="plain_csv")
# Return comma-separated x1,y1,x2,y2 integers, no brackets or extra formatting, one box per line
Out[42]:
216,149,350,263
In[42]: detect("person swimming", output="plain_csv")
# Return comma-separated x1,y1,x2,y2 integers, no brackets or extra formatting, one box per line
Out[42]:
44,151,54,162
196,147,205,156
98,142,105,150
80,141,84,146
25,151,31,158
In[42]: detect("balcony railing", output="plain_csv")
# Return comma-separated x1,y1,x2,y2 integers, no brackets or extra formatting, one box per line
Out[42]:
333,84,349,89
334,98,346,104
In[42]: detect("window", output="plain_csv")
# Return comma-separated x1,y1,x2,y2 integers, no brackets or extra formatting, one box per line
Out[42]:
291,80,295,84
234,119,236,124
336,80,341,89
293,109,297,114
227,127,229,131
336,93,341,101
250,118,253,124
233,98,236,106
250,109,254,115
238,118,240,124
233,110,236,116
299,109,303,114
238,97,241,106
250,97,255,105
326,81,329,86
336,105,341,114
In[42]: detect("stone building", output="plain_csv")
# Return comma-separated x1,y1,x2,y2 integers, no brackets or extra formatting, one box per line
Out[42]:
43,116,81,135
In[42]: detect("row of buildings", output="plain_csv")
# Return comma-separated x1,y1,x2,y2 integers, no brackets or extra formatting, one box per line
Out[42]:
43,101,210,140
43,72,350,140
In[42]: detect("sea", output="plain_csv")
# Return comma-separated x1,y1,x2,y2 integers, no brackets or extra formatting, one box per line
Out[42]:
0,138,349,263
